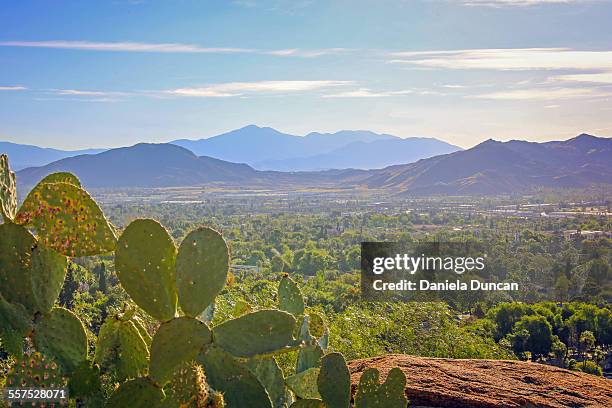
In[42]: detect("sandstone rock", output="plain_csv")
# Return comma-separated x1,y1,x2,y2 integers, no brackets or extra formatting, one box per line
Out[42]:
348,355,612,407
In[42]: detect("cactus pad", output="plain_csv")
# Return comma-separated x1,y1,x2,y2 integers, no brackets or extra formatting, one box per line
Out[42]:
107,377,165,408
246,357,288,408
0,294,32,356
69,360,102,399
278,275,304,316
39,172,82,187
213,309,296,358
31,244,68,313
176,227,229,318
164,361,225,408
285,368,321,400
354,367,407,408
317,353,350,408
95,318,149,381
0,154,17,221
198,346,272,408
115,219,178,321
15,181,117,257
289,400,325,408
6,352,65,390
150,317,212,385
296,344,323,374
33,307,88,373
0,222,38,312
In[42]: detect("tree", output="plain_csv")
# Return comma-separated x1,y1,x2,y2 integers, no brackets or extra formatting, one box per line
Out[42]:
512,315,553,361
550,335,567,367
579,330,595,358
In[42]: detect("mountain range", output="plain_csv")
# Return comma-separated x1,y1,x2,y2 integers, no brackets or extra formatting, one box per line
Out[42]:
0,141,104,170
13,133,612,195
3,125,460,172
171,125,461,170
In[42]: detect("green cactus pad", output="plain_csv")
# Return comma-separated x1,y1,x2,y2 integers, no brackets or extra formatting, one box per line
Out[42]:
289,400,325,408
285,367,321,400
118,320,150,380
132,315,153,347
213,309,296,358
198,346,272,408
69,360,102,399
297,344,323,374
0,154,17,221
318,353,350,408
39,172,82,187
31,244,68,313
15,181,117,257
246,357,288,408
6,352,65,391
163,361,224,408
0,222,38,312
308,313,326,339
176,227,229,318
107,377,165,408
278,275,304,316
0,295,32,356
33,307,88,373
115,219,178,321
95,318,149,381
150,317,212,385
354,367,407,408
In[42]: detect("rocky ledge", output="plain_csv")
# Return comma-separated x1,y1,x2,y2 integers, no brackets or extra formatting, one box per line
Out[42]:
348,355,612,407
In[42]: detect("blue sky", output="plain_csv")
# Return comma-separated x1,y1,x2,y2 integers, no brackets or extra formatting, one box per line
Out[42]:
1,0,611,149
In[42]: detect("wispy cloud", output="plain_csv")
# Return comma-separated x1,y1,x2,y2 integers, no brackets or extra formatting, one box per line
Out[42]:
265,48,352,58
550,72,612,84
471,87,612,100
0,40,254,54
51,89,128,97
454,0,594,7
0,86,27,91
0,40,349,58
388,48,612,71
322,88,414,98
163,80,353,97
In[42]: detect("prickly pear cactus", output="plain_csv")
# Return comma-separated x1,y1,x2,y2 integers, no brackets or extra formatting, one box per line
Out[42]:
164,361,225,408
115,219,178,321
176,227,229,318
289,400,325,408
354,367,408,408
107,377,165,408
149,317,212,385
15,181,117,257
0,294,32,357
39,172,82,187
31,243,68,313
285,368,321,400
0,154,17,221
198,346,272,408
95,317,149,381
246,357,290,408
33,307,88,373
0,222,38,313
68,360,103,400
0,222,67,315
296,344,323,374
6,352,65,390
278,275,304,316
212,309,296,358
317,353,351,408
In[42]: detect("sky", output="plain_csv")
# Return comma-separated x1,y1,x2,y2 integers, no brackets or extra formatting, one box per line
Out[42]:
1,0,611,150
